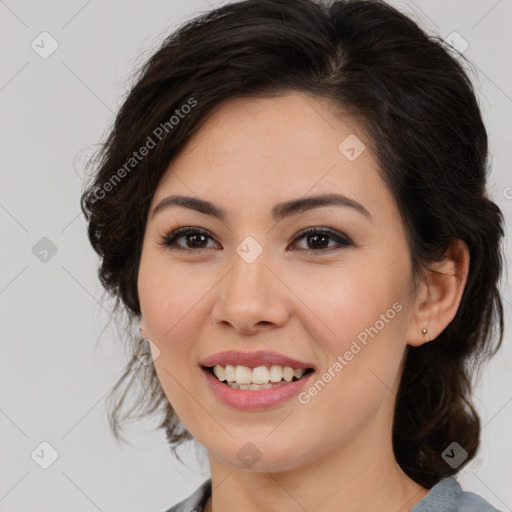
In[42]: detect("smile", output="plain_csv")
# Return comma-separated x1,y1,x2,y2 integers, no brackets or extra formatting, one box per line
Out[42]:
207,364,314,390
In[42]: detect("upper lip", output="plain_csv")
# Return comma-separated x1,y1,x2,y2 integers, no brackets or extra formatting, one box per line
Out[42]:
201,350,315,370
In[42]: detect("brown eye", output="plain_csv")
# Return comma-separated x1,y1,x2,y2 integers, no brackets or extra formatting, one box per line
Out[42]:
290,227,353,253
159,226,352,254
160,227,219,251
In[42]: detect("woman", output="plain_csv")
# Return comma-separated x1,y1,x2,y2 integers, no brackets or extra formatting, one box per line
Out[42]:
81,0,505,510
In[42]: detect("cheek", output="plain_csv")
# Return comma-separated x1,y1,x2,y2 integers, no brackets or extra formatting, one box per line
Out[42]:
138,251,210,344
293,257,407,345
137,252,221,416
294,259,409,404
137,253,208,423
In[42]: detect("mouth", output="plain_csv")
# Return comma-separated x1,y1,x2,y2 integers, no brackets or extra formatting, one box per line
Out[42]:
201,364,315,390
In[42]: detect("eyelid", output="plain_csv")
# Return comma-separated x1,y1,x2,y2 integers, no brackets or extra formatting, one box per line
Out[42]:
159,226,219,250
158,225,353,253
290,226,353,249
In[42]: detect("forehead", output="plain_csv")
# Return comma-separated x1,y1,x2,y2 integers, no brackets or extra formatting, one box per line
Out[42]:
152,92,394,222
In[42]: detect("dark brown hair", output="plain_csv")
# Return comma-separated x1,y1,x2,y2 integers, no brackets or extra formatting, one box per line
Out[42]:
81,0,505,488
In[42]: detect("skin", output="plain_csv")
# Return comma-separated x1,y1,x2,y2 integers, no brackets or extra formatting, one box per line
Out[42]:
137,92,470,512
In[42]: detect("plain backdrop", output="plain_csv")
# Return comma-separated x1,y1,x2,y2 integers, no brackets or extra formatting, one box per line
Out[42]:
1,0,511,511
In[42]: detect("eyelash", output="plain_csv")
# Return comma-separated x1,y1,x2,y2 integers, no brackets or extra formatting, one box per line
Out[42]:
158,226,353,255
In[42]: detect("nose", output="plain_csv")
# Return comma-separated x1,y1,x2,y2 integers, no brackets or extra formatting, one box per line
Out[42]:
211,248,292,335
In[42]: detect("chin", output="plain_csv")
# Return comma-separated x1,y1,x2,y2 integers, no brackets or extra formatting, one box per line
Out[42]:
207,436,316,473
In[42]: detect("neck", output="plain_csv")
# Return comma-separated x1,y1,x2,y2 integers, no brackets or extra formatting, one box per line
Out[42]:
205,416,429,512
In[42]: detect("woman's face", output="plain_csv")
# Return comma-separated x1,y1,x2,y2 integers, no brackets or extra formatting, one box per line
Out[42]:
138,92,418,471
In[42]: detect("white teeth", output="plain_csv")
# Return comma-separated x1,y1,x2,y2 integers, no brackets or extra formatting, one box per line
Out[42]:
269,365,283,382
228,381,287,390
238,383,274,390
225,364,236,382
283,366,294,382
251,366,270,384
213,365,226,381
234,365,252,384
210,364,309,385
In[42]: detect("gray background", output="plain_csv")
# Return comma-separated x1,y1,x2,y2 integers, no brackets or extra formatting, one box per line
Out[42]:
1,0,511,510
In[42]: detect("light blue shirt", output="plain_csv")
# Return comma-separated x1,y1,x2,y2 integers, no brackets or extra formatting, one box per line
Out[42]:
164,476,502,511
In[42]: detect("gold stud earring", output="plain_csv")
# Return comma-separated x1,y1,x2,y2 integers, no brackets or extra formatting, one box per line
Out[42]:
421,328,431,343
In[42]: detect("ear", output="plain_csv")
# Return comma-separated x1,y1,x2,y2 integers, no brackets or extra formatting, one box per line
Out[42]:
406,238,470,347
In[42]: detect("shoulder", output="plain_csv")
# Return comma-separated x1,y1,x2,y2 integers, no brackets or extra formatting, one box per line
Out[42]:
410,476,502,512
458,489,502,512
162,476,502,512
163,478,211,512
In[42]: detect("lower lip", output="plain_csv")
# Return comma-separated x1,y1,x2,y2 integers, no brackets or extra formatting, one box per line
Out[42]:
201,367,315,410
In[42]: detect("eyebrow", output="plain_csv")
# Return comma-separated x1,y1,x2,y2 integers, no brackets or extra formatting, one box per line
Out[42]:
151,192,371,222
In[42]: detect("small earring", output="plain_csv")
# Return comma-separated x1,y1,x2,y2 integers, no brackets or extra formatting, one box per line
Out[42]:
421,328,431,343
